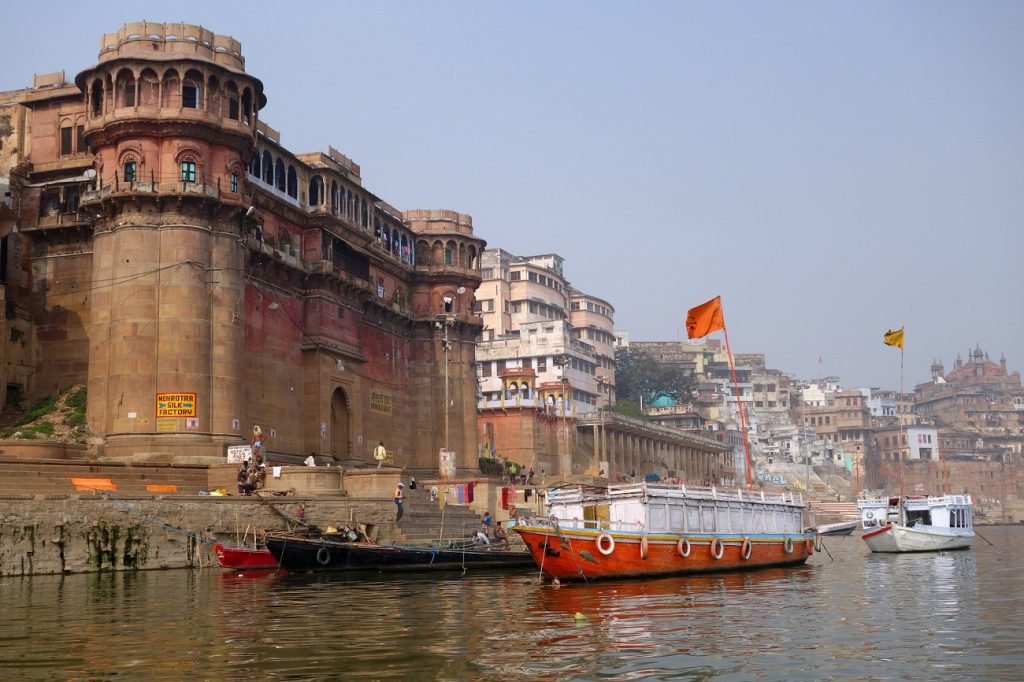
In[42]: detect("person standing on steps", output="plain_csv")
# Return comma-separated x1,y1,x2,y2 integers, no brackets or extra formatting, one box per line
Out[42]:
251,425,264,465
394,481,405,522
374,441,387,469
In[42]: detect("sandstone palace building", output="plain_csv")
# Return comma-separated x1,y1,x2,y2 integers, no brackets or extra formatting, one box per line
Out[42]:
0,22,484,468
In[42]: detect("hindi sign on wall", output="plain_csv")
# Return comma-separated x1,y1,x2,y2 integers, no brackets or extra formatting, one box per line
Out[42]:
370,388,393,416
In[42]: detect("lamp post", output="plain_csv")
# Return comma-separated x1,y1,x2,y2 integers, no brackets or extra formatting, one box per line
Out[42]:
441,315,454,453
554,354,571,477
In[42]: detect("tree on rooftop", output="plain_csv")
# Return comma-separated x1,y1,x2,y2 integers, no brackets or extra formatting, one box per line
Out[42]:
613,346,697,410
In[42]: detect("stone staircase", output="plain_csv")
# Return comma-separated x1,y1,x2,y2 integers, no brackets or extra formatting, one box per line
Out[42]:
392,484,485,544
806,500,860,523
0,458,213,497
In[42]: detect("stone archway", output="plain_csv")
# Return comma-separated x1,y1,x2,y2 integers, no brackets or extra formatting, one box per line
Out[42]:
330,387,351,462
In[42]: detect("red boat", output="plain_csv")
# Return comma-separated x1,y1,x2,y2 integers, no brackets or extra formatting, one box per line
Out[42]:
513,482,817,582
214,544,279,570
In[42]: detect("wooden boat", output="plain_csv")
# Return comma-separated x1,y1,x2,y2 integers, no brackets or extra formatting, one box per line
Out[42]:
857,494,974,552
808,519,860,536
263,529,535,572
512,482,816,582
214,544,278,570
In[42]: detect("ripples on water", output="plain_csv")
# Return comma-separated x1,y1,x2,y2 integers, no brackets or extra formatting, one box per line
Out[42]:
1,527,1022,681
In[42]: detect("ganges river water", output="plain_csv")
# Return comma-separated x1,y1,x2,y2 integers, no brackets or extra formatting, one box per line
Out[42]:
1,526,1022,681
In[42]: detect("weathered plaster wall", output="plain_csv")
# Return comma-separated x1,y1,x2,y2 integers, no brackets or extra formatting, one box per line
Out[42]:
0,496,394,576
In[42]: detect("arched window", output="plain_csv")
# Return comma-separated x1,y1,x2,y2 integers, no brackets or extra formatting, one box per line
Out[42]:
241,88,252,125
374,219,382,243
123,157,137,183
250,151,261,177
90,79,104,117
117,69,136,107
261,151,273,184
207,75,221,116
287,165,298,198
162,70,180,107
139,69,159,106
275,158,285,191
331,180,339,215
225,81,240,120
180,157,197,183
308,175,324,206
382,226,391,251
182,70,203,108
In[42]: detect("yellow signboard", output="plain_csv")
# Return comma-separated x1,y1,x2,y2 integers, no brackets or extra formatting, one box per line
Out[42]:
156,392,197,417
370,388,393,416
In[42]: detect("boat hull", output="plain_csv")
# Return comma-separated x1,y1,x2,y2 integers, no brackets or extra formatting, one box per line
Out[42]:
214,544,278,570
812,520,860,536
264,533,535,572
861,524,973,553
514,526,814,582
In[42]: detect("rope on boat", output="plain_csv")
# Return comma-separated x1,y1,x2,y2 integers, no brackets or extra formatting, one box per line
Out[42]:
543,516,590,584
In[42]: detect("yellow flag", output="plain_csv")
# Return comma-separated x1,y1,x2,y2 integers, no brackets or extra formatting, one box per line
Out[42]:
883,328,904,349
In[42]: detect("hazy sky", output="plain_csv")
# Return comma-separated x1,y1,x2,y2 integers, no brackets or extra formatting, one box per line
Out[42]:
4,1,1022,389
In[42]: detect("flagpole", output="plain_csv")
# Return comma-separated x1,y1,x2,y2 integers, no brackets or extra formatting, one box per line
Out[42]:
722,323,754,487
898,342,905,496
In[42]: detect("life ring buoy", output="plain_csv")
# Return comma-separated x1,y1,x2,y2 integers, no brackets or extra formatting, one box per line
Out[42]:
710,537,724,560
814,534,823,553
596,533,615,556
783,537,794,555
640,536,649,560
316,546,331,566
865,510,874,520
677,538,691,558
741,537,752,560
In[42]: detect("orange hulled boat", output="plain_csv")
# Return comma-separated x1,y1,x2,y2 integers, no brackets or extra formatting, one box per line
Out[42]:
513,481,817,582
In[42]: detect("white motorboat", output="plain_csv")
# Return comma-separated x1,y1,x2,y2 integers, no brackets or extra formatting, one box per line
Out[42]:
857,494,974,553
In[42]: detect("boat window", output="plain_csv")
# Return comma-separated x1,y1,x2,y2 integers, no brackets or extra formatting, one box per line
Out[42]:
718,506,731,533
687,506,701,532
670,504,685,532
730,506,742,532
649,503,667,532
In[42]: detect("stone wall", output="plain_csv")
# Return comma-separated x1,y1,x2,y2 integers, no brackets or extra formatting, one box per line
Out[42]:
0,495,395,576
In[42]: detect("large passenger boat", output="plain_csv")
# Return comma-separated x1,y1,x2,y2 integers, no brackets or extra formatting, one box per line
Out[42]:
857,494,974,552
513,482,816,582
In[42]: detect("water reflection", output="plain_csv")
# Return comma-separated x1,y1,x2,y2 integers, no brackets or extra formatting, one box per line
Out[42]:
1,528,1023,680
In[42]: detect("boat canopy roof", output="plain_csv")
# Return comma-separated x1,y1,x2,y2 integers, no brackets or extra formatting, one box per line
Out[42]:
545,481,805,509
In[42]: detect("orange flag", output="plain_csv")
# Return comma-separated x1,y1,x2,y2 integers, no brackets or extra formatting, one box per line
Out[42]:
685,296,725,339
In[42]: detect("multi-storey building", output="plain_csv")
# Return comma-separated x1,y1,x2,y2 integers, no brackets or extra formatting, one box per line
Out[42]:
472,248,728,483
0,22,484,469
795,388,871,475
475,248,613,416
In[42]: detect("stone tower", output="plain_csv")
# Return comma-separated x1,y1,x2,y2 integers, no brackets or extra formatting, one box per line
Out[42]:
76,22,266,461
405,210,485,472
